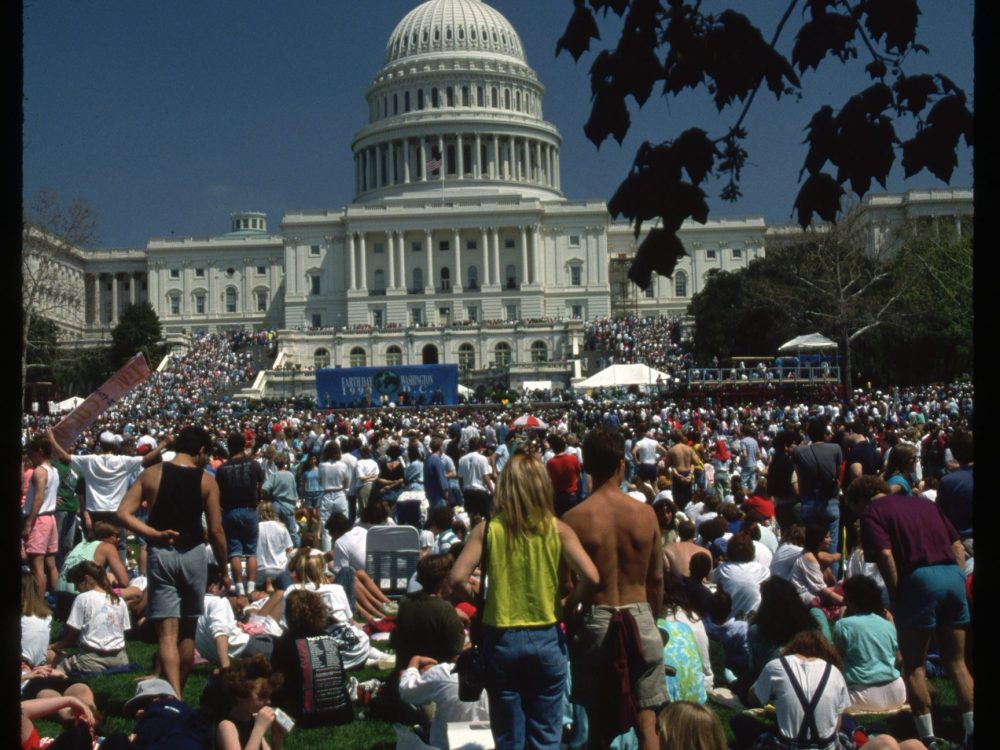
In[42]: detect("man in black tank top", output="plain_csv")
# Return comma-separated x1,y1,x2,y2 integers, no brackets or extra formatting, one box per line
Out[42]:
117,425,229,700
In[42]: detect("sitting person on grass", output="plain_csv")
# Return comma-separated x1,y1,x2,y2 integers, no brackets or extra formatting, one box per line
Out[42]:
398,653,491,750
791,523,844,618
215,654,287,750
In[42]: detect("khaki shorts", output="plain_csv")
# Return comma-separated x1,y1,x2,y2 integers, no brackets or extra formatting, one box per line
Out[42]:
569,601,667,710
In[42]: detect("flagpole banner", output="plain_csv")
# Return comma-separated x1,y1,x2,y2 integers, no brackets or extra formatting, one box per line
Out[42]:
51,353,153,449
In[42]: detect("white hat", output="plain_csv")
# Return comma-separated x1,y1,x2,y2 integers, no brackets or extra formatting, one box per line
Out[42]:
99,431,117,445
123,678,177,716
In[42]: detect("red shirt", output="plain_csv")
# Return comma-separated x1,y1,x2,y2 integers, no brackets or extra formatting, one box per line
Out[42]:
547,452,581,494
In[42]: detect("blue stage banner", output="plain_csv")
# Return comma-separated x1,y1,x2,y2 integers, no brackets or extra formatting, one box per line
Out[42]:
316,364,459,408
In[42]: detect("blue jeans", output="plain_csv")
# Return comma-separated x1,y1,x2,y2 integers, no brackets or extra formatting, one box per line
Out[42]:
320,492,348,551
483,624,567,750
273,500,300,548
739,466,758,491
54,510,79,569
800,496,841,577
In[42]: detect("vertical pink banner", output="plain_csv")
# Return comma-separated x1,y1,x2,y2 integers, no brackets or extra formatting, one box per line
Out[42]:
50,352,153,450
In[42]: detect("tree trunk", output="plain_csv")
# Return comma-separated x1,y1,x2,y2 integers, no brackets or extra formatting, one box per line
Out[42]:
842,332,853,403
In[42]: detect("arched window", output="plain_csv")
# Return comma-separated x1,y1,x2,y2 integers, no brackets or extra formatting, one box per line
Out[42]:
349,347,367,367
314,348,330,369
417,90,424,110
494,342,512,367
422,344,439,365
440,267,451,291
168,293,181,316
504,89,511,109
446,87,454,107
412,268,423,291
374,269,386,292
531,340,548,363
491,87,499,108
505,264,517,289
515,90,521,111
467,265,479,290
645,279,655,298
674,270,688,297
432,88,439,108
225,287,238,313
458,343,476,371
386,345,403,366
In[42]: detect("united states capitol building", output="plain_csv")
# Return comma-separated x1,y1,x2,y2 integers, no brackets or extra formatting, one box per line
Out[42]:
37,0,973,391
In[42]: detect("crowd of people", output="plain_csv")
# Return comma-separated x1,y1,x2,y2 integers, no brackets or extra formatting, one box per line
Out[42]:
18,329,975,750
585,315,691,376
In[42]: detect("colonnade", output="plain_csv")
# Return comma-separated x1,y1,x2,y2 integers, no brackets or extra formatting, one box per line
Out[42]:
85,271,146,325
346,225,544,292
355,133,559,194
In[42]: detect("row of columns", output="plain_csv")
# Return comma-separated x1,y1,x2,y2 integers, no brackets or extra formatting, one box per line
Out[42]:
355,133,560,193
85,272,144,325
346,226,544,292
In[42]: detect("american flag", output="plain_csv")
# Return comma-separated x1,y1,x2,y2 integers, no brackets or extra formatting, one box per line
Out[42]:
426,155,442,173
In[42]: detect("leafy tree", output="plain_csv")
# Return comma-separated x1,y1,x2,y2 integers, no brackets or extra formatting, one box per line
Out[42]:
110,302,164,368
557,1,973,289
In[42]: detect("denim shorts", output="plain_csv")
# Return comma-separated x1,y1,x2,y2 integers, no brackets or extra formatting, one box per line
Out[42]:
222,507,259,558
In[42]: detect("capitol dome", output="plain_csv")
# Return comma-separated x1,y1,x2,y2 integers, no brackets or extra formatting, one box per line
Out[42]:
385,0,526,65
351,0,563,203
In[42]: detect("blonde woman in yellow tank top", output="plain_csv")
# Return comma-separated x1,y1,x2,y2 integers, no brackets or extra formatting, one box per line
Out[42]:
451,452,599,750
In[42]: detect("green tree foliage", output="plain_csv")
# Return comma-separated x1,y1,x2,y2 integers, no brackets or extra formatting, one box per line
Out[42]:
557,1,973,289
110,302,164,368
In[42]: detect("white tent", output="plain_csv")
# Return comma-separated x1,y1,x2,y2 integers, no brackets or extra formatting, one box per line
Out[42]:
777,333,838,352
574,363,670,390
52,395,85,413
457,383,475,398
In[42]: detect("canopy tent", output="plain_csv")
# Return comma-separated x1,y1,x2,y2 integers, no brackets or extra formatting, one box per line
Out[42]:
52,395,85,413
777,333,838,352
574,363,671,390
457,383,475,398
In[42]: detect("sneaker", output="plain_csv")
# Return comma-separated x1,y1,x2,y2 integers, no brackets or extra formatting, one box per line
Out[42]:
923,737,955,750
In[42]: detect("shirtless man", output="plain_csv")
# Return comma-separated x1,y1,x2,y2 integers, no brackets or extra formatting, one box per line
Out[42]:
663,519,712,577
117,426,230,699
564,426,665,750
665,430,695,510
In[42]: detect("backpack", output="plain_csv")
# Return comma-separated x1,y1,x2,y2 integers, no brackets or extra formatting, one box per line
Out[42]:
131,697,212,749
295,635,355,727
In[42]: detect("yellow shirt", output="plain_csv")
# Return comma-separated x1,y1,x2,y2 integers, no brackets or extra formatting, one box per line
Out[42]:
482,515,562,628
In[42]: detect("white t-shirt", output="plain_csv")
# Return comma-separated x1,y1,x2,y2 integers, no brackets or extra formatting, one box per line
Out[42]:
635,437,661,464
753,540,774,568
356,458,380,486
758,524,779,553
341,452,359,495
458,452,492,491
770,544,803,581
195,595,248,664
710,561,770,619
21,614,52,666
319,460,350,496
282,582,353,628
67,590,129,652
25,464,59,515
752,656,849,749
69,454,145,512
333,525,368,572
256,520,293,571
399,663,491,750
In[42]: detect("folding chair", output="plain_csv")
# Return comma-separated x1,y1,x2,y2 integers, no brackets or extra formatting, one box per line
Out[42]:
365,525,421,600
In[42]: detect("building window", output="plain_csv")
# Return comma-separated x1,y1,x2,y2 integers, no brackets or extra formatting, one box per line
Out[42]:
477,86,484,106
310,245,321,256
386,345,402,366
405,91,411,112
169,295,180,315
373,270,386,292
571,304,583,319
225,287,238,313
411,241,422,252
311,314,322,328
431,88,439,108
505,264,517,289
645,280,655,298
350,347,367,367
674,270,688,297
170,269,180,279
505,303,518,321
256,290,268,312
439,307,450,324
494,342,512,367
226,268,235,277
372,309,384,327
411,307,422,325
412,268,424,290
569,234,581,247
310,275,321,295
314,348,330,368
438,240,449,252
504,238,515,249
393,93,398,114
256,265,266,276
462,86,469,106
570,265,582,286
195,294,206,314
467,266,478,289
466,239,476,250
491,87,498,108
446,87,454,107
417,90,424,110
374,242,385,254
458,343,476,371
531,340,548,363
706,249,717,260
732,248,743,260
194,268,205,278
440,267,451,291
467,305,478,322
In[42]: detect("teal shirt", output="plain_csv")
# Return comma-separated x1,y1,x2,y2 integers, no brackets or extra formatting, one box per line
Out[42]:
834,613,900,686
262,470,298,503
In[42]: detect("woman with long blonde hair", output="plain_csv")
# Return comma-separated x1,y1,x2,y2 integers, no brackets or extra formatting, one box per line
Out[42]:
450,452,599,750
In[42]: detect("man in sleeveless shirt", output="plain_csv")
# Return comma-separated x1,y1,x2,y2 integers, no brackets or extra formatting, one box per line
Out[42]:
117,425,230,699
564,426,666,750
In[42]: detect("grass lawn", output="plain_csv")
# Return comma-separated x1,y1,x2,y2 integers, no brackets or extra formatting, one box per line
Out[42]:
35,634,968,749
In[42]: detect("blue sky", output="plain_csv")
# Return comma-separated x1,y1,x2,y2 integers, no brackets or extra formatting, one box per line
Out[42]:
23,1,974,250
